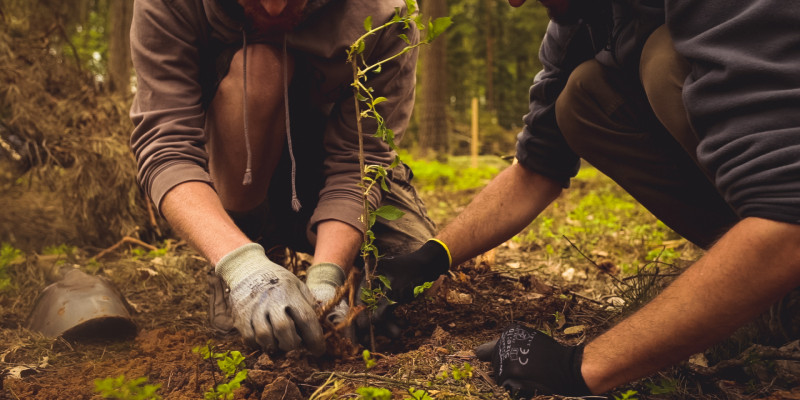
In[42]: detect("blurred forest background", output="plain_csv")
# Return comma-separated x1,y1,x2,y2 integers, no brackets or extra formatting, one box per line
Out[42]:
0,0,550,250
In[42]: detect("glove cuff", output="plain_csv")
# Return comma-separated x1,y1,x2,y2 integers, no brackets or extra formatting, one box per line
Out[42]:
214,243,268,286
420,239,452,272
306,262,345,288
428,239,453,267
568,345,592,396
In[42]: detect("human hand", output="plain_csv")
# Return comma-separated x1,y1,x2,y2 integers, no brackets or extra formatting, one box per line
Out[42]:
215,243,325,356
357,239,451,326
474,324,591,397
305,263,349,327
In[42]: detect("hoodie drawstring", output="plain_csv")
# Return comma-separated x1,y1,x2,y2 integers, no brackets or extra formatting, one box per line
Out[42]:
241,30,253,186
283,36,302,212
240,31,301,212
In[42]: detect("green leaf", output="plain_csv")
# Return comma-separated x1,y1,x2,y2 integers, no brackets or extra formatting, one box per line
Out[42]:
372,96,388,106
368,213,377,229
372,205,404,221
356,386,390,400
398,33,411,44
427,17,452,42
433,17,453,38
413,281,433,297
363,16,372,32
357,39,365,54
404,0,417,15
377,275,392,290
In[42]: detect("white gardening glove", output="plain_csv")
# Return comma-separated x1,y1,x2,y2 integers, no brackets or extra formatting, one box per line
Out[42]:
215,243,325,356
306,263,349,326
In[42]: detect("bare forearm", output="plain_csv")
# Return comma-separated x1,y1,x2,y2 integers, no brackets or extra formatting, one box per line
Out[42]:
438,163,562,265
582,217,800,394
161,181,251,265
312,220,362,272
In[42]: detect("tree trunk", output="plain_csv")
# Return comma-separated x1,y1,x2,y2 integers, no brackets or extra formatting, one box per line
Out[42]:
484,0,495,112
107,0,133,94
418,0,449,161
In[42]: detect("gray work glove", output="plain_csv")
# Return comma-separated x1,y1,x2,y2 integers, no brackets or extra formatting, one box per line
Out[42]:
215,243,325,356
306,263,348,326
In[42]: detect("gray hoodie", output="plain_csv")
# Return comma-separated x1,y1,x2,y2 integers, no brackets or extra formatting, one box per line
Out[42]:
130,0,419,233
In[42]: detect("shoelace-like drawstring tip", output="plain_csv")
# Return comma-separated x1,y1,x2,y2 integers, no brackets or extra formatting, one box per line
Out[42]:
242,169,253,185
291,196,302,212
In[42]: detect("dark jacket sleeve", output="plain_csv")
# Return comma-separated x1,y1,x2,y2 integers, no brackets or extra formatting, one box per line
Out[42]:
667,0,800,224
129,0,211,211
515,22,596,187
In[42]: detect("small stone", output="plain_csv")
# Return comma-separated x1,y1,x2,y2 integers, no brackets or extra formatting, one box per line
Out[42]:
254,353,274,369
246,369,276,387
261,377,302,400
561,268,575,281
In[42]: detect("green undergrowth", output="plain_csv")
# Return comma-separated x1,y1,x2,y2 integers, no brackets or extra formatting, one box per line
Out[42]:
510,165,701,276
405,153,701,277
400,151,508,192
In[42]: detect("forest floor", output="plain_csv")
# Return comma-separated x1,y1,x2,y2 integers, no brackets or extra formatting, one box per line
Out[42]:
2,164,800,400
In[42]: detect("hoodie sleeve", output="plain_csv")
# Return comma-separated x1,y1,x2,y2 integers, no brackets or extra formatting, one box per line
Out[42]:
515,21,595,187
667,0,800,224
309,16,419,234
129,0,211,211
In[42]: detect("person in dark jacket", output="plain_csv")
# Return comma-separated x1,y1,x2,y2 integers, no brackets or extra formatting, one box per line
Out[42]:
375,0,800,395
129,0,436,356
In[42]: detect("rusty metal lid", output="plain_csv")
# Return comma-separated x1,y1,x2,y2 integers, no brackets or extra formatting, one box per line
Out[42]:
26,268,137,340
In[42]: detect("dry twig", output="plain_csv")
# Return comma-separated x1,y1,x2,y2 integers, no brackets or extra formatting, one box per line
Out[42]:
92,236,158,260
690,343,800,376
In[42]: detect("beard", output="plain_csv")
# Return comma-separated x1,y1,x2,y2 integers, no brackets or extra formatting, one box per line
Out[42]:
237,0,309,34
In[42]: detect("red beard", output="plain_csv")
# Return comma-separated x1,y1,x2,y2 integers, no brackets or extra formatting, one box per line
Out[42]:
237,0,309,34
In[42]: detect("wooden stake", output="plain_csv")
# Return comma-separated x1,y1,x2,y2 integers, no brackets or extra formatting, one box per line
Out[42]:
471,97,479,169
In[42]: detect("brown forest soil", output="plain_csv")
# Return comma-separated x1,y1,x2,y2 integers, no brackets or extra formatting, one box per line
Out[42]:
2,189,800,400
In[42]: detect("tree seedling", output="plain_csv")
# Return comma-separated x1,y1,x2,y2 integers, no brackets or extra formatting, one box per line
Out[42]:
94,375,162,400
346,0,451,351
192,341,248,400
356,386,393,400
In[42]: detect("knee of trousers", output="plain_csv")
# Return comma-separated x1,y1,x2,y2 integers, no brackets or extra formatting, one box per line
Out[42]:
639,25,689,109
555,59,620,158
217,43,295,107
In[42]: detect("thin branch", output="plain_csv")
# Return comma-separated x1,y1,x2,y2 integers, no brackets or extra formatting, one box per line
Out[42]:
92,236,158,260
54,22,82,72
689,344,800,376
562,235,626,286
145,196,162,237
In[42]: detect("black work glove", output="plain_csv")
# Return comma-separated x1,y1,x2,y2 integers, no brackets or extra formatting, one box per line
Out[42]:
357,239,451,328
474,324,592,398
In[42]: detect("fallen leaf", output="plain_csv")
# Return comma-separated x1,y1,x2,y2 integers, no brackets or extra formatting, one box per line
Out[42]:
563,325,586,335
689,353,708,368
5,365,37,379
137,267,158,279
446,290,473,305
